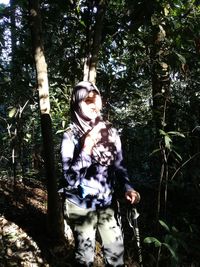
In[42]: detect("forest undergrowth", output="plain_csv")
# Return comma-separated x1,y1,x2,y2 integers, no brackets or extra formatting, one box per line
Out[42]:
0,176,140,267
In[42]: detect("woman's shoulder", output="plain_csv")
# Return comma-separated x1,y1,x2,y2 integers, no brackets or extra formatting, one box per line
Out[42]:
63,124,80,143
105,121,118,136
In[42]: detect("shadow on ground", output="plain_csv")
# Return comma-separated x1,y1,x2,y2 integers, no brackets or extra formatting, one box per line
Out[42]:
0,176,139,267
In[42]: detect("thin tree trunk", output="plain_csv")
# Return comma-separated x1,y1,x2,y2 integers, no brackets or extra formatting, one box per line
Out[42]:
83,0,106,84
150,23,171,226
151,24,171,130
29,0,63,239
10,0,17,184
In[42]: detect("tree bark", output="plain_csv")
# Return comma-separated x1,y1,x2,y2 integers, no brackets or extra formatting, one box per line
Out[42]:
83,0,106,84
151,24,171,130
10,0,17,185
150,24,171,224
28,0,63,239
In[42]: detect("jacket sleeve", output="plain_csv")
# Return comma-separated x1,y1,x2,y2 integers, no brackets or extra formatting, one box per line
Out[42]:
113,129,134,192
61,131,92,187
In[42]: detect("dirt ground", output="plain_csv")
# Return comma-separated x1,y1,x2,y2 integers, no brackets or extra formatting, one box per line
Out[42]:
0,176,140,267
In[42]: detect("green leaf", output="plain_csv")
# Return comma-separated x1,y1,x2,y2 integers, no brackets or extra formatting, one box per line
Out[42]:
62,120,66,129
56,129,66,134
164,135,172,149
171,226,178,233
8,108,17,118
167,131,185,138
175,52,186,64
26,133,31,139
79,20,86,27
162,243,178,260
149,148,161,156
172,150,182,162
159,129,166,136
144,237,161,247
159,220,170,232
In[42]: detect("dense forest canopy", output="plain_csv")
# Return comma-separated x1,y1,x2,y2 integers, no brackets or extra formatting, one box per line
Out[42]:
0,0,200,266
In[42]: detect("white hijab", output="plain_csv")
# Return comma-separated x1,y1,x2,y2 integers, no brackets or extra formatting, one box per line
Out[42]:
70,81,117,166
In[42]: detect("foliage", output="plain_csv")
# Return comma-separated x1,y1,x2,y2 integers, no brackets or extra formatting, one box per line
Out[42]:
144,219,200,266
0,0,200,266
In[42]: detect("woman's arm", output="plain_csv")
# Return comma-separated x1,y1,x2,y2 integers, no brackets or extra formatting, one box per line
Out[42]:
114,130,140,204
114,130,133,191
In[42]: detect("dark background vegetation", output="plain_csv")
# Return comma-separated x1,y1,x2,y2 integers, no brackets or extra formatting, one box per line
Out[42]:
0,0,200,266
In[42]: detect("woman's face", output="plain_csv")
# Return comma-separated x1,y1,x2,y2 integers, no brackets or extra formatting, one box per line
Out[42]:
80,91,102,120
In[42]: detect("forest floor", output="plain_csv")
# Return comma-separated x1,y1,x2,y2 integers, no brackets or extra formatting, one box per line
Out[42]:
0,176,140,267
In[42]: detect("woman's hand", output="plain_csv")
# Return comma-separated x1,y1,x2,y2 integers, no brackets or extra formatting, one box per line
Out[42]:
125,190,141,205
82,122,106,155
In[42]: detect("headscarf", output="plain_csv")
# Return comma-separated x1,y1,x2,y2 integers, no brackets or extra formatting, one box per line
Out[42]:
70,81,117,166
70,81,101,135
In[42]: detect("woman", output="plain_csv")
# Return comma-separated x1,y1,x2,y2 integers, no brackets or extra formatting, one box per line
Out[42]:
61,81,140,267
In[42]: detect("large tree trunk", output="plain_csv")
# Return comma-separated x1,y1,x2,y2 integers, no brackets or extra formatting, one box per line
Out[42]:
29,0,63,239
83,0,106,84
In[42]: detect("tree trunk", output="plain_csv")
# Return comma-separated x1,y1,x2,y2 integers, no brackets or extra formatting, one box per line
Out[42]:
150,24,171,225
83,0,106,84
151,24,171,130
28,0,63,239
10,0,17,184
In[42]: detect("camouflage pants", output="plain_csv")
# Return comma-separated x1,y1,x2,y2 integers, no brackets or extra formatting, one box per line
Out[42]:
64,199,125,267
